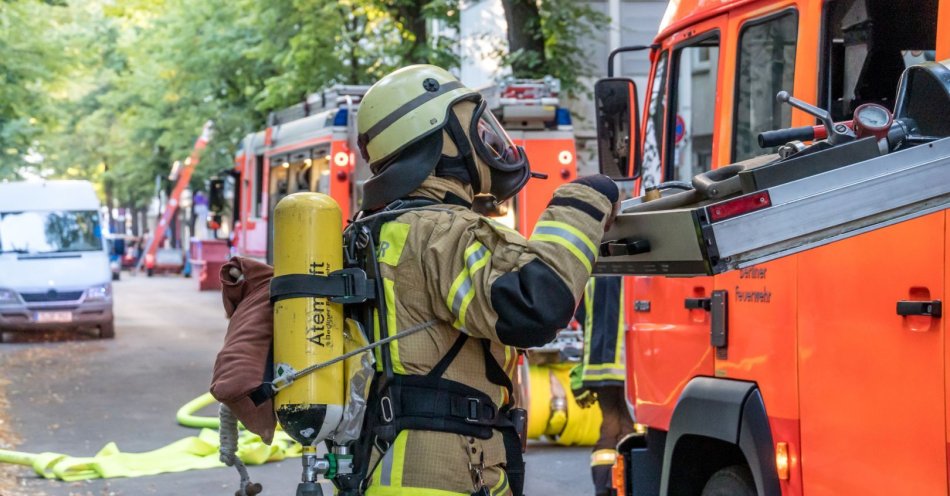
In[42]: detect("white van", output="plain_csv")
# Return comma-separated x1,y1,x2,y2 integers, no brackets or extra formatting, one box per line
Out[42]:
0,180,114,339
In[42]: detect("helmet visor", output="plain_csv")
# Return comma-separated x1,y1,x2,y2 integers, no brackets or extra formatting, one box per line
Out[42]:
471,101,527,172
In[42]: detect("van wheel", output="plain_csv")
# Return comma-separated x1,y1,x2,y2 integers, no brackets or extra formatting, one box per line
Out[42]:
99,323,115,339
701,465,756,496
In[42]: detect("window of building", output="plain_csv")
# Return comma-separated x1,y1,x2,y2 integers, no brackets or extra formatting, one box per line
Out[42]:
733,11,799,162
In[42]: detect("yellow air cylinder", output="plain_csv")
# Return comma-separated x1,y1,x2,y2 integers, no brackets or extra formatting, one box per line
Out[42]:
272,192,345,446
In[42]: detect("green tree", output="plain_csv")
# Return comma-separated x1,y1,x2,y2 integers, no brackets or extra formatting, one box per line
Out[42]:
499,0,608,96
0,0,68,177
1,0,461,211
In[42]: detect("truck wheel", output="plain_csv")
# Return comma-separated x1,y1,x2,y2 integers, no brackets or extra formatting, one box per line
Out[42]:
147,268,154,277
701,465,756,496
99,323,115,339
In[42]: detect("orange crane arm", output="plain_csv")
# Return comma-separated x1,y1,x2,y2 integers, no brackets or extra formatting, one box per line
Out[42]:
142,121,214,269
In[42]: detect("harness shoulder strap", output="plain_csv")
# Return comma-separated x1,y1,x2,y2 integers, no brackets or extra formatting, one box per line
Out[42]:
429,332,469,378
479,339,513,409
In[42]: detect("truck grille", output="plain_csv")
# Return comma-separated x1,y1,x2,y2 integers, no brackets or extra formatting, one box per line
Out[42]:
20,291,84,303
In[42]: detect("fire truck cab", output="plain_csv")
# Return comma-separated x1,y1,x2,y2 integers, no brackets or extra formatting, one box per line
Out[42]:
230,79,578,261
592,0,950,495
231,86,363,260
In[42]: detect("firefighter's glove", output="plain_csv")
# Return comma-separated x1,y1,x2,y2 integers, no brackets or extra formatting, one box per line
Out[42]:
570,364,597,409
570,174,621,232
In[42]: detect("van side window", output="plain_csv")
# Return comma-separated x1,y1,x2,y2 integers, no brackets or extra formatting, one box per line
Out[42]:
640,51,669,191
669,35,720,181
733,11,799,162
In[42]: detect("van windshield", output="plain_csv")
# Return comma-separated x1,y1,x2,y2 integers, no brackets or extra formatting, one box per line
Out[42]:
0,210,103,254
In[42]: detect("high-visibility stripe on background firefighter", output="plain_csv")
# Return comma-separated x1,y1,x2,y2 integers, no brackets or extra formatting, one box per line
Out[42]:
591,449,618,467
578,277,626,385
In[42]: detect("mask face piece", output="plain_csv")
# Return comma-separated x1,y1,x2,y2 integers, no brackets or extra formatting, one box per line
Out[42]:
471,100,527,172
460,100,531,203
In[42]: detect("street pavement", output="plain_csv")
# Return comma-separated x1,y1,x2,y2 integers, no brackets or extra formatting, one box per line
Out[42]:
0,274,590,495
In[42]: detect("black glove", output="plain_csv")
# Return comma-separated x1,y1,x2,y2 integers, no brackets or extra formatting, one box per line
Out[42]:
571,175,621,231
570,364,598,409
571,174,620,204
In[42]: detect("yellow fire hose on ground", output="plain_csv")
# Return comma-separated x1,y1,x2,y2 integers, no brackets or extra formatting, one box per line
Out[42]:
0,365,598,482
0,393,301,482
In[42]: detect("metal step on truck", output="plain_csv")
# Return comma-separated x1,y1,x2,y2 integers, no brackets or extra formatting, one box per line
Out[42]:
593,55,950,496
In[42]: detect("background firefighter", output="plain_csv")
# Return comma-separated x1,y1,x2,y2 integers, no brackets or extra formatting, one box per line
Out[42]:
571,276,635,496
352,64,620,496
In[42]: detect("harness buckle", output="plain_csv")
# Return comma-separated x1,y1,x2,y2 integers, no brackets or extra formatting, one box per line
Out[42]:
465,398,482,423
380,395,395,423
331,268,371,304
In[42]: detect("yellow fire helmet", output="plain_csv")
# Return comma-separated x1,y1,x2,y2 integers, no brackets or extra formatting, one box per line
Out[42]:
358,65,531,211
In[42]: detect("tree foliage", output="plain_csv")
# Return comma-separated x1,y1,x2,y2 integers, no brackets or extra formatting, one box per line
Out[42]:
0,0,458,212
500,0,608,96
0,0,68,176
0,0,593,215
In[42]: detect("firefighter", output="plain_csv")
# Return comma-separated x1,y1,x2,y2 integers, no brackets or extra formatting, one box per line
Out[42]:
571,276,634,496
353,64,620,496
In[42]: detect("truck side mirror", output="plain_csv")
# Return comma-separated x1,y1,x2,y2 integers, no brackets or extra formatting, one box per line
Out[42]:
595,78,641,179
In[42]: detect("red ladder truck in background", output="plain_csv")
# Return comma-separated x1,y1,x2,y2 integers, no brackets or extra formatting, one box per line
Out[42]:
230,79,578,262
141,120,214,276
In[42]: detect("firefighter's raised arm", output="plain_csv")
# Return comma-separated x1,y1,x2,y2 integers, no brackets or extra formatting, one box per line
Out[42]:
423,174,619,348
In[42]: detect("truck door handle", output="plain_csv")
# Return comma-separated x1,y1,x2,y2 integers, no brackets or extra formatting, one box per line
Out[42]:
897,300,941,317
685,298,711,311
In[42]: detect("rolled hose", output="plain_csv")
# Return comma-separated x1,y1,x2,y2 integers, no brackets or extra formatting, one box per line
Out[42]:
176,392,223,429
525,364,602,446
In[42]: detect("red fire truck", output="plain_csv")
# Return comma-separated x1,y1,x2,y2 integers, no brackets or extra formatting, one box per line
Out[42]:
588,0,950,494
230,79,578,260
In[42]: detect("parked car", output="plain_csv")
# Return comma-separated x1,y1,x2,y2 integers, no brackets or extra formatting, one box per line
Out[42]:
0,180,115,339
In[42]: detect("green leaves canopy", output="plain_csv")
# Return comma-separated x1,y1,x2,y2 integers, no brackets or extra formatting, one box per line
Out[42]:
1,0,601,209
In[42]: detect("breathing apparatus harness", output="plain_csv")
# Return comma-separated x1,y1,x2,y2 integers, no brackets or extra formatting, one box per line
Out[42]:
265,198,527,496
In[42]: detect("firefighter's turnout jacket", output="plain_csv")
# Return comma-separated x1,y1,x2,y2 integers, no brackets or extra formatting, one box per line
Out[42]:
575,276,625,388
364,175,615,496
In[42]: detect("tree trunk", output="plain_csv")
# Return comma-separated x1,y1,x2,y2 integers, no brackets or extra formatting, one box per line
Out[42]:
131,202,140,236
103,161,115,232
403,4,428,63
500,0,546,77
381,1,428,64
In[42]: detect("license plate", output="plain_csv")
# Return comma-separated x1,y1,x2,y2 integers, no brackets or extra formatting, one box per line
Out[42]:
35,311,73,323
